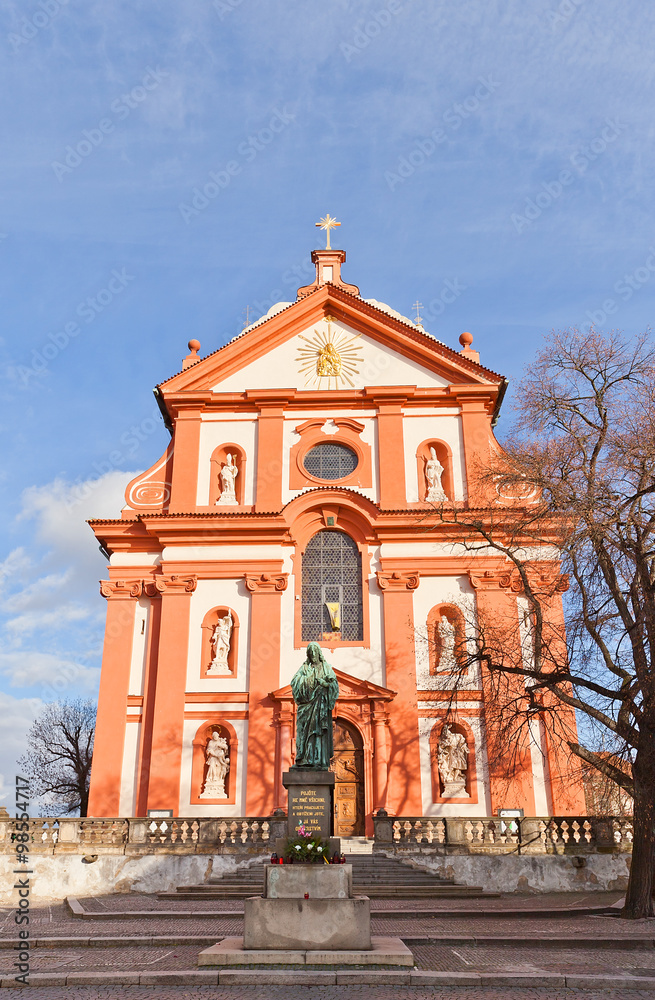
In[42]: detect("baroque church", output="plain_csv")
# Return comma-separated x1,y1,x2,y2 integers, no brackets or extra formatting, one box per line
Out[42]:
87,224,585,834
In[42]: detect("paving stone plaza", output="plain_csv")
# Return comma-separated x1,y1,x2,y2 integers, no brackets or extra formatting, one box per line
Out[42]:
2,876,655,995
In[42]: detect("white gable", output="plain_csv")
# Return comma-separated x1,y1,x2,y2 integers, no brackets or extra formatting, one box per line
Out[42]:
213,317,451,392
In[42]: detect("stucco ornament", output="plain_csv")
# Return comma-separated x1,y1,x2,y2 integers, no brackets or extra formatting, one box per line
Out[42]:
200,731,230,799
425,446,448,502
216,453,238,505
438,617,457,672
437,724,470,798
291,643,340,770
208,612,233,675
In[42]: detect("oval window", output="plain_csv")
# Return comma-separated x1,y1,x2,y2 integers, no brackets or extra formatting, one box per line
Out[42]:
303,443,358,481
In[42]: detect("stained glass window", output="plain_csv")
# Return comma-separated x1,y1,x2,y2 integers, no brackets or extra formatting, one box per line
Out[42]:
301,530,363,641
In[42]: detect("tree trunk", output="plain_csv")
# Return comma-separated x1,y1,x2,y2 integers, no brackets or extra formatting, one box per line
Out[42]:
623,742,655,918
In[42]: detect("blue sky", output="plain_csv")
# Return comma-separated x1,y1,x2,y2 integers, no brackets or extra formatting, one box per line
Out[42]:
1,0,654,806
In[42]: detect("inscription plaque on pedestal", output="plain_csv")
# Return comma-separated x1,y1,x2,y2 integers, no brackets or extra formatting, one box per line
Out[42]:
282,770,334,839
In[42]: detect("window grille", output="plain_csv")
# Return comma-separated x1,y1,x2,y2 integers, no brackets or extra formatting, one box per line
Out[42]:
301,530,363,641
303,443,358,480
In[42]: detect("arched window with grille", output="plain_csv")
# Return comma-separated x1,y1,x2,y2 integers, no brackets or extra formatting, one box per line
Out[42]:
301,530,363,642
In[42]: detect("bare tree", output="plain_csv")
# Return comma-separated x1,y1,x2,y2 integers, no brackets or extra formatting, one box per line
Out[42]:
18,700,96,817
428,329,655,918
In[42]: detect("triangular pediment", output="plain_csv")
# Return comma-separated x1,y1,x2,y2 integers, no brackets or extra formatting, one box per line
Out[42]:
271,667,396,703
159,285,502,396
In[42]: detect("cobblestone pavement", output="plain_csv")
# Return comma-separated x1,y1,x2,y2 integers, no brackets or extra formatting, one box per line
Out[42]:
3,986,655,999
2,898,653,942
2,940,655,976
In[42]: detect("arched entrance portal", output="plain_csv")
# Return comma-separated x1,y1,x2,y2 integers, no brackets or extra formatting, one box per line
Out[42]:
331,718,365,837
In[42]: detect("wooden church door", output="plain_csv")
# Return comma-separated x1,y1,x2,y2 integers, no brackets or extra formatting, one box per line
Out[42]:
331,719,365,837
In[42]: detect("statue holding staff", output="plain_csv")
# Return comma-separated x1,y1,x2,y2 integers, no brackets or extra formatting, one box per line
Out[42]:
291,643,339,770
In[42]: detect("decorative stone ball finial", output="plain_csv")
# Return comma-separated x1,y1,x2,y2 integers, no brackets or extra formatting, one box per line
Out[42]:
459,331,474,348
183,339,202,370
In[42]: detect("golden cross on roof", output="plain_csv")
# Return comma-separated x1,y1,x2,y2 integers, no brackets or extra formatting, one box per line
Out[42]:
413,300,423,325
315,213,341,250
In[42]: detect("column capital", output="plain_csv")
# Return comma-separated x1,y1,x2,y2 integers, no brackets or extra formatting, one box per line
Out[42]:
99,579,143,600
154,574,197,595
376,570,419,592
244,572,288,593
469,568,568,594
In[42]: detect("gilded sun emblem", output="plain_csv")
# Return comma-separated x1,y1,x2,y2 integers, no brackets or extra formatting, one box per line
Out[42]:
296,316,363,389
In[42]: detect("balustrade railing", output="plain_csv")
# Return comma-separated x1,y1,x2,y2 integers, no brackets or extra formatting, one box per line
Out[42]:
0,815,285,855
373,814,634,853
0,813,633,855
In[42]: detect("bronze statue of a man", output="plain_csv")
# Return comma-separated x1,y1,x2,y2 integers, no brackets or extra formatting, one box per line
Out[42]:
291,643,339,770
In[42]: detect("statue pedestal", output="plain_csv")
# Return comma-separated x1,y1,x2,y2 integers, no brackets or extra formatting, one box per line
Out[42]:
442,781,469,798
198,864,413,963
283,770,334,839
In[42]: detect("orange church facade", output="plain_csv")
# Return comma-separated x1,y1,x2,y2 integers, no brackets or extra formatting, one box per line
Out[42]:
87,243,585,833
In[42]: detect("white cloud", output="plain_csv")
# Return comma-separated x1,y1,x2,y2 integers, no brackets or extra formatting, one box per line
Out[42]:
0,692,44,808
0,652,99,696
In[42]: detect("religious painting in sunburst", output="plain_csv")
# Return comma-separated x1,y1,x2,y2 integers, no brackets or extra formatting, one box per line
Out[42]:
296,317,363,389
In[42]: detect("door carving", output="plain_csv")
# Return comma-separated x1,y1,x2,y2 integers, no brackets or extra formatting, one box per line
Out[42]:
330,719,365,837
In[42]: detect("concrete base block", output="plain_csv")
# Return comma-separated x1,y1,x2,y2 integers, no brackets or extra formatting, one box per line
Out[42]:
244,895,370,950
199,938,306,966
264,863,351,898
305,937,413,967
198,935,414,968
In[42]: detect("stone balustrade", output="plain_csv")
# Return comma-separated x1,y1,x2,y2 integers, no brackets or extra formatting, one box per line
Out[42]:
0,813,633,856
373,815,634,854
0,815,286,855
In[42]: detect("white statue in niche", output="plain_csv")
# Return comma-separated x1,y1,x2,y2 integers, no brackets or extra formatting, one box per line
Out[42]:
208,612,233,675
438,617,457,672
425,447,448,502
216,453,239,505
200,731,230,799
437,724,470,798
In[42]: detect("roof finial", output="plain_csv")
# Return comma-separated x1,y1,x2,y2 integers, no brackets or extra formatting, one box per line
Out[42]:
413,300,423,326
183,339,201,370
315,213,341,250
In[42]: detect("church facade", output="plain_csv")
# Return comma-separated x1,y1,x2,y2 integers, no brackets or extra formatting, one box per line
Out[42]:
87,241,585,833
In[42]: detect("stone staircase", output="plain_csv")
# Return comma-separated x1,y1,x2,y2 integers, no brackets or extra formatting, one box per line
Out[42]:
346,852,492,898
160,846,494,900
